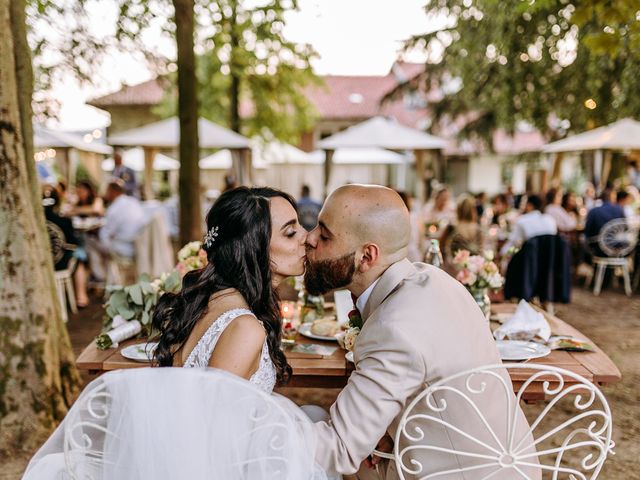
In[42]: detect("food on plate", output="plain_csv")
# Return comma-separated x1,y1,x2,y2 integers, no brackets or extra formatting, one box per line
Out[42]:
310,318,340,337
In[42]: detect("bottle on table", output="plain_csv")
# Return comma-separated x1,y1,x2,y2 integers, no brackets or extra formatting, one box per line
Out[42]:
424,239,444,268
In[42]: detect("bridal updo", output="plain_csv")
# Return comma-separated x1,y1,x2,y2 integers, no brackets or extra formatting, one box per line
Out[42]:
152,186,294,383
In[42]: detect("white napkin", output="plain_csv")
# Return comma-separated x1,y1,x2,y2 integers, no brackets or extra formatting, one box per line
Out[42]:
107,320,142,348
333,289,355,326
493,300,551,342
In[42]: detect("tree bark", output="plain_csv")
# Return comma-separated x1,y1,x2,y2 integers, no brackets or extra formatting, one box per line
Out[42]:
173,0,202,245
0,0,81,454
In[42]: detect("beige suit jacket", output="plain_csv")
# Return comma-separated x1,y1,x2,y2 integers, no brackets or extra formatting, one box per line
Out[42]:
314,259,537,479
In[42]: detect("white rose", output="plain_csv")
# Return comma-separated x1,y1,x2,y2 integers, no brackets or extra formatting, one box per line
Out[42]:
342,327,360,351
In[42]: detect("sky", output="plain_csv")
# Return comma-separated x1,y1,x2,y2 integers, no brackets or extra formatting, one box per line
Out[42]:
50,0,442,130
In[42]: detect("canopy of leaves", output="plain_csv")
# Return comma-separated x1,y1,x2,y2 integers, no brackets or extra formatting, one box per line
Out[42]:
394,0,640,146
156,0,321,143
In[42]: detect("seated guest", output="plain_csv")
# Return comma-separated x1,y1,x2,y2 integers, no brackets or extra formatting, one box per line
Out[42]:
616,190,635,218
421,187,456,226
545,188,577,232
500,194,557,256
490,193,510,225
296,184,322,231
87,181,146,282
68,180,104,217
585,189,625,255
43,186,78,271
442,194,484,265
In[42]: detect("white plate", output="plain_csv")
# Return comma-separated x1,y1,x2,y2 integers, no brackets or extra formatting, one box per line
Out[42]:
496,340,551,361
345,351,354,363
121,342,158,362
299,323,338,342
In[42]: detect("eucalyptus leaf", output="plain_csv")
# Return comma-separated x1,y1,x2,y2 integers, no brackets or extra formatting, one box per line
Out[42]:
128,284,144,306
119,308,136,320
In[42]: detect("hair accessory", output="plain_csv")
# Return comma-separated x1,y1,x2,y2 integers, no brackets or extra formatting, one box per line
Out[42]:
203,225,219,248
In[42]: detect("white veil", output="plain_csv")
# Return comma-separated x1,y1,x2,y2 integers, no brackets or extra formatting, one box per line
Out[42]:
23,368,327,480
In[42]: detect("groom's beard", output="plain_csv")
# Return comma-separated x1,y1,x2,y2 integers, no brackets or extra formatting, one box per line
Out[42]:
304,251,356,295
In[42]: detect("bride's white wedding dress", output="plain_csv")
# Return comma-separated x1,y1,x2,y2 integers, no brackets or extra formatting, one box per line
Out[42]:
22,309,329,480
182,308,276,393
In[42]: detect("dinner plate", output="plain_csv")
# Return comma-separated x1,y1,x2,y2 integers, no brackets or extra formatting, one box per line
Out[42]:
496,340,551,361
299,323,338,342
121,342,158,362
345,351,354,363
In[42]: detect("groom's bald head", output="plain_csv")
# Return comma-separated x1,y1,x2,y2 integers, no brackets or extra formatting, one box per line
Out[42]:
323,184,410,258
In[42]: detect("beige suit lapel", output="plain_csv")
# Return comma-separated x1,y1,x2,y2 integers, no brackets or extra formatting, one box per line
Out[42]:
361,258,416,320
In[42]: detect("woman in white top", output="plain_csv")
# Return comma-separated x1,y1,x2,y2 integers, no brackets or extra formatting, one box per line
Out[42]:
152,187,308,391
544,188,577,232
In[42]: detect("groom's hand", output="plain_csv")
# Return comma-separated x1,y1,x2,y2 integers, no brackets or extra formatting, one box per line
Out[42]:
364,433,394,469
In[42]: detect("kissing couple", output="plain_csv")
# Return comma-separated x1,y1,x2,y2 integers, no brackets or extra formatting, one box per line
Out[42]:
24,185,536,480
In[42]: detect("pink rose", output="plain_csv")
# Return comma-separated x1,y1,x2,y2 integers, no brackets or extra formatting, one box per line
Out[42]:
456,268,477,286
467,255,485,274
453,250,470,266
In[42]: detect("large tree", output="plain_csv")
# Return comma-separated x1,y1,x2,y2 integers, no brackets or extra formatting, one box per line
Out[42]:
157,0,320,143
393,0,640,146
0,0,81,454
174,0,202,245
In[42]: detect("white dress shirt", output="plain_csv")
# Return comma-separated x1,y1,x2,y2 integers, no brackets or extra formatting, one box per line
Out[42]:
544,204,577,232
356,278,380,315
500,210,557,255
99,195,146,257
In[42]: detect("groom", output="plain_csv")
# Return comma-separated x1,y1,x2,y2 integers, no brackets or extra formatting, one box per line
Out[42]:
304,185,537,479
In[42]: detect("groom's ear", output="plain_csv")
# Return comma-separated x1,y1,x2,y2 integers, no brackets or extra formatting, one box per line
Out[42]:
358,243,380,272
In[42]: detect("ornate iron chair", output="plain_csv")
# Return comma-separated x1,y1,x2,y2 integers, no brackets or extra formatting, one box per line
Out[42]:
589,218,638,296
375,364,614,480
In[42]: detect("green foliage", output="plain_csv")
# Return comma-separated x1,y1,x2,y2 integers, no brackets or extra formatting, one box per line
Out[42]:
101,270,181,338
157,0,321,143
396,0,640,145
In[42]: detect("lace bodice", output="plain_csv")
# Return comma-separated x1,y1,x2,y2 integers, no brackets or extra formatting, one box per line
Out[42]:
182,308,277,393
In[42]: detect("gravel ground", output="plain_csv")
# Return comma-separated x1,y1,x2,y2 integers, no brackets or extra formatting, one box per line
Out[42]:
3,285,639,478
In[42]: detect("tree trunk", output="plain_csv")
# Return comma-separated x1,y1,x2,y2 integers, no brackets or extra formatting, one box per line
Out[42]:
0,0,81,454
229,0,241,134
173,0,201,245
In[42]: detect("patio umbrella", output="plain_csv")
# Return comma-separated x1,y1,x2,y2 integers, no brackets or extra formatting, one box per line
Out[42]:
317,116,446,196
107,117,250,149
102,148,179,172
309,147,407,165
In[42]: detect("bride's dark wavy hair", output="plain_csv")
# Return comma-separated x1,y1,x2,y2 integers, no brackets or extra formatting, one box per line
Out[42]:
152,186,294,383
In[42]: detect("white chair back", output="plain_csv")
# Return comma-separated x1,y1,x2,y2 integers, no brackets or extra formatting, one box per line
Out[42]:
44,368,323,480
387,364,613,480
596,218,638,257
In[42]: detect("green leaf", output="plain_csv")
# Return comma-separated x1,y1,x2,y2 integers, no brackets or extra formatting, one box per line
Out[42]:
141,310,150,325
119,308,136,320
127,284,144,306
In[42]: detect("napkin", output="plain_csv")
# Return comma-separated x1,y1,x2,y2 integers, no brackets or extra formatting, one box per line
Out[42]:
493,300,551,342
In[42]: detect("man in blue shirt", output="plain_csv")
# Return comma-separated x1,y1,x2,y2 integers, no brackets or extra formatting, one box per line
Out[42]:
585,189,625,257
297,184,322,231
111,148,138,197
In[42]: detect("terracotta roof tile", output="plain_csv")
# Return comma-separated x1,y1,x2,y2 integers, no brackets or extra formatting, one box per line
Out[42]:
88,78,169,108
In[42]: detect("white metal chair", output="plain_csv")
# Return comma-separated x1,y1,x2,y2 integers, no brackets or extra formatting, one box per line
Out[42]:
590,218,638,296
375,364,614,480
54,257,77,323
24,369,324,480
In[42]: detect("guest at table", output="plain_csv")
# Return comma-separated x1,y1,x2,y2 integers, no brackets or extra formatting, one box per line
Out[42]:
500,194,557,256
297,184,322,231
43,186,78,271
421,187,456,226
545,188,577,232
616,190,635,219
490,193,510,226
111,148,138,197
583,182,598,211
584,189,626,257
86,181,146,282
441,194,484,266
67,180,104,217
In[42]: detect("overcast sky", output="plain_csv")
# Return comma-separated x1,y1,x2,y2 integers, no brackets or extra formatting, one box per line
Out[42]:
50,0,442,130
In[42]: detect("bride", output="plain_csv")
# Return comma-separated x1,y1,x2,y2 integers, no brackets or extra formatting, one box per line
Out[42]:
23,187,329,480
153,186,306,389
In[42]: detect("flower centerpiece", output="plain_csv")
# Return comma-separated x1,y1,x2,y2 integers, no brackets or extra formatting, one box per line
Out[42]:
176,241,208,277
452,250,504,320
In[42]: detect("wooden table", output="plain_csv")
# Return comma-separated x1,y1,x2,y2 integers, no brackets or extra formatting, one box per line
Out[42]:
76,303,621,400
